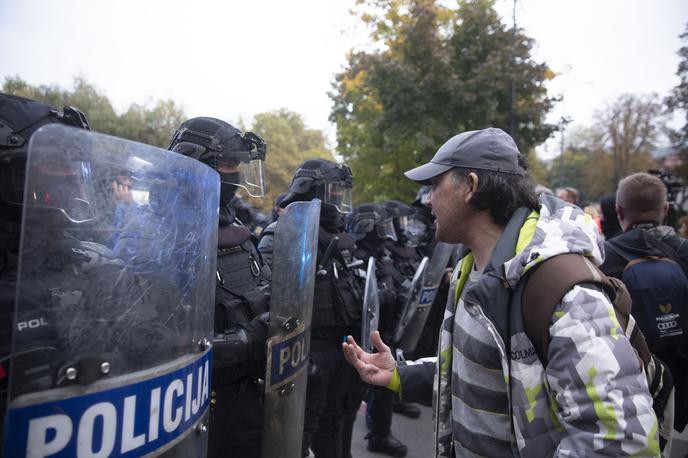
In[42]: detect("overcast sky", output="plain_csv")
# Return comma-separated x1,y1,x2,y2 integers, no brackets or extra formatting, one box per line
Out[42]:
1,0,686,159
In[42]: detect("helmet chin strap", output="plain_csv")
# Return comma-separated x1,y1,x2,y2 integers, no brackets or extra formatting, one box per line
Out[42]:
219,172,240,207
320,203,345,232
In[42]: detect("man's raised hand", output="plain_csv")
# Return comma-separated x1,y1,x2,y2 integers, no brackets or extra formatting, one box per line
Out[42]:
342,331,396,387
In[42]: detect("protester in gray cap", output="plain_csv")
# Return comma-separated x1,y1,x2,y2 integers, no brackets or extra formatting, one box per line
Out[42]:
343,128,660,457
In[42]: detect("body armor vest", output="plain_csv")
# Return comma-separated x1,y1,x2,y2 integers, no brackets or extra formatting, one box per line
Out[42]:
311,230,363,339
214,225,269,334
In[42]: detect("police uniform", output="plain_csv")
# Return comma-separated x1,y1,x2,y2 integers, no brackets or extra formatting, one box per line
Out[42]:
168,117,270,458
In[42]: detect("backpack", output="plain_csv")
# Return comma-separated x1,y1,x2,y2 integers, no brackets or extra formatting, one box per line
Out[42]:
521,253,675,451
605,238,688,353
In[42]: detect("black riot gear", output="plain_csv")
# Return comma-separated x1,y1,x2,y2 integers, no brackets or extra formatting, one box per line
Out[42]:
258,158,362,458
384,200,430,248
348,203,397,243
169,116,271,458
280,159,353,214
0,93,90,222
0,94,91,438
169,117,267,202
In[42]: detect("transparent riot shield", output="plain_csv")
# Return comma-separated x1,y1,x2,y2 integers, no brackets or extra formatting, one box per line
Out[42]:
4,124,218,457
393,256,429,351
395,242,455,354
262,200,320,458
361,257,380,353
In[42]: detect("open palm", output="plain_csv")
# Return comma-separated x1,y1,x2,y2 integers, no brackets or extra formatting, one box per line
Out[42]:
342,331,396,387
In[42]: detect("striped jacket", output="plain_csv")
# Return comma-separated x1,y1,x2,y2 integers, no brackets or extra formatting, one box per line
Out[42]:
399,194,660,457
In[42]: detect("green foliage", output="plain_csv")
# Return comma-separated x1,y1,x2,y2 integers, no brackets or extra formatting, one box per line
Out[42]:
2,75,185,148
2,76,335,213
331,0,556,203
665,23,688,180
545,114,659,204
244,109,335,212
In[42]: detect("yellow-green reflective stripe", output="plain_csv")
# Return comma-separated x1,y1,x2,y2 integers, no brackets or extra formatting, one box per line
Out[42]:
605,302,621,341
585,367,618,441
631,420,660,457
524,384,542,423
386,367,401,393
515,211,540,256
453,253,474,311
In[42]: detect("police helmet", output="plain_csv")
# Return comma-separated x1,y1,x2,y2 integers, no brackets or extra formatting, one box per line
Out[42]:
0,93,91,222
414,185,432,206
280,159,353,213
168,117,267,198
348,203,397,242
384,200,429,247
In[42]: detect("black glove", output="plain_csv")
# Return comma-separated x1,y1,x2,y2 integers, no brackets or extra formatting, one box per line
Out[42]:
212,312,269,368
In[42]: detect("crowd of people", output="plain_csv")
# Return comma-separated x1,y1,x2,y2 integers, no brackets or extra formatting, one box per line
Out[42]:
1,91,687,458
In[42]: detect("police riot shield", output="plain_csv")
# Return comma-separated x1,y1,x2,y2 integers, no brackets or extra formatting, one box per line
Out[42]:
395,242,455,354
361,257,380,353
4,124,218,457
262,200,320,458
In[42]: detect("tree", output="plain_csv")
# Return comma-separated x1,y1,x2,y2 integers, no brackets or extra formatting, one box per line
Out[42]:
594,93,663,184
665,23,688,179
330,0,556,203
2,76,185,148
245,109,335,212
549,121,659,203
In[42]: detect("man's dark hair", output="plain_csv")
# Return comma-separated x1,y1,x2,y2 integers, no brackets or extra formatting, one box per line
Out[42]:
451,155,538,226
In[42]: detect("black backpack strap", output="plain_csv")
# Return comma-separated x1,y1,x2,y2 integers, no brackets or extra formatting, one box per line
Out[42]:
522,254,607,362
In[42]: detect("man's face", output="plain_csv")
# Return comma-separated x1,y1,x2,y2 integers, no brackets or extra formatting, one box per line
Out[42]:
429,170,469,244
216,158,239,174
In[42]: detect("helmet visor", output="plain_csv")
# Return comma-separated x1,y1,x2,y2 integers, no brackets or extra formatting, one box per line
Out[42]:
25,158,97,223
375,217,398,242
317,183,352,214
217,158,266,198
398,216,428,247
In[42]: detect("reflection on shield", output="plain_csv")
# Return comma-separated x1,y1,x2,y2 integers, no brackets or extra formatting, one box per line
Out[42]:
5,124,219,457
361,257,380,352
262,200,320,458
394,241,456,355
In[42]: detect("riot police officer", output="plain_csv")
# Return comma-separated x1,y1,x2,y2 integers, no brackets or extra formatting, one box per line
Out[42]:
348,203,409,457
2,96,216,456
0,93,91,436
406,188,450,360
169,117,270,458
258,159,363,458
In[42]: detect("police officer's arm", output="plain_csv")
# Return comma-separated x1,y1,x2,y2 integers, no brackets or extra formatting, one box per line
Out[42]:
212,312,269,368
257,223,276,270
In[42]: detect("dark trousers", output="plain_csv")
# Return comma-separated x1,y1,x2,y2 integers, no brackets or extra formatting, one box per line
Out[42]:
366,384,396,436
303,347,351,458
208,379,263,458
341,373,369,458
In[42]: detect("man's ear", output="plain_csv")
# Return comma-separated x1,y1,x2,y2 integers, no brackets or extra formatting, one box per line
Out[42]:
465,172,478,202
615,203,626,230
662,202,669,219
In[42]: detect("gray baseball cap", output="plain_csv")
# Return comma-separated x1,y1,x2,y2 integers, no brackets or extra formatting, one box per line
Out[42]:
404,127,525,184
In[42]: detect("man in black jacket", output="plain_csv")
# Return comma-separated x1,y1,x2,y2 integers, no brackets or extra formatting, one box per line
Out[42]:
600,172,688,432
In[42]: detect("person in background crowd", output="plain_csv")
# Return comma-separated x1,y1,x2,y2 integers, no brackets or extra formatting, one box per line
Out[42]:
600,195,623,240
601,172,688,434
583,204,602,234
678,214,688,238
556,186,579,205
